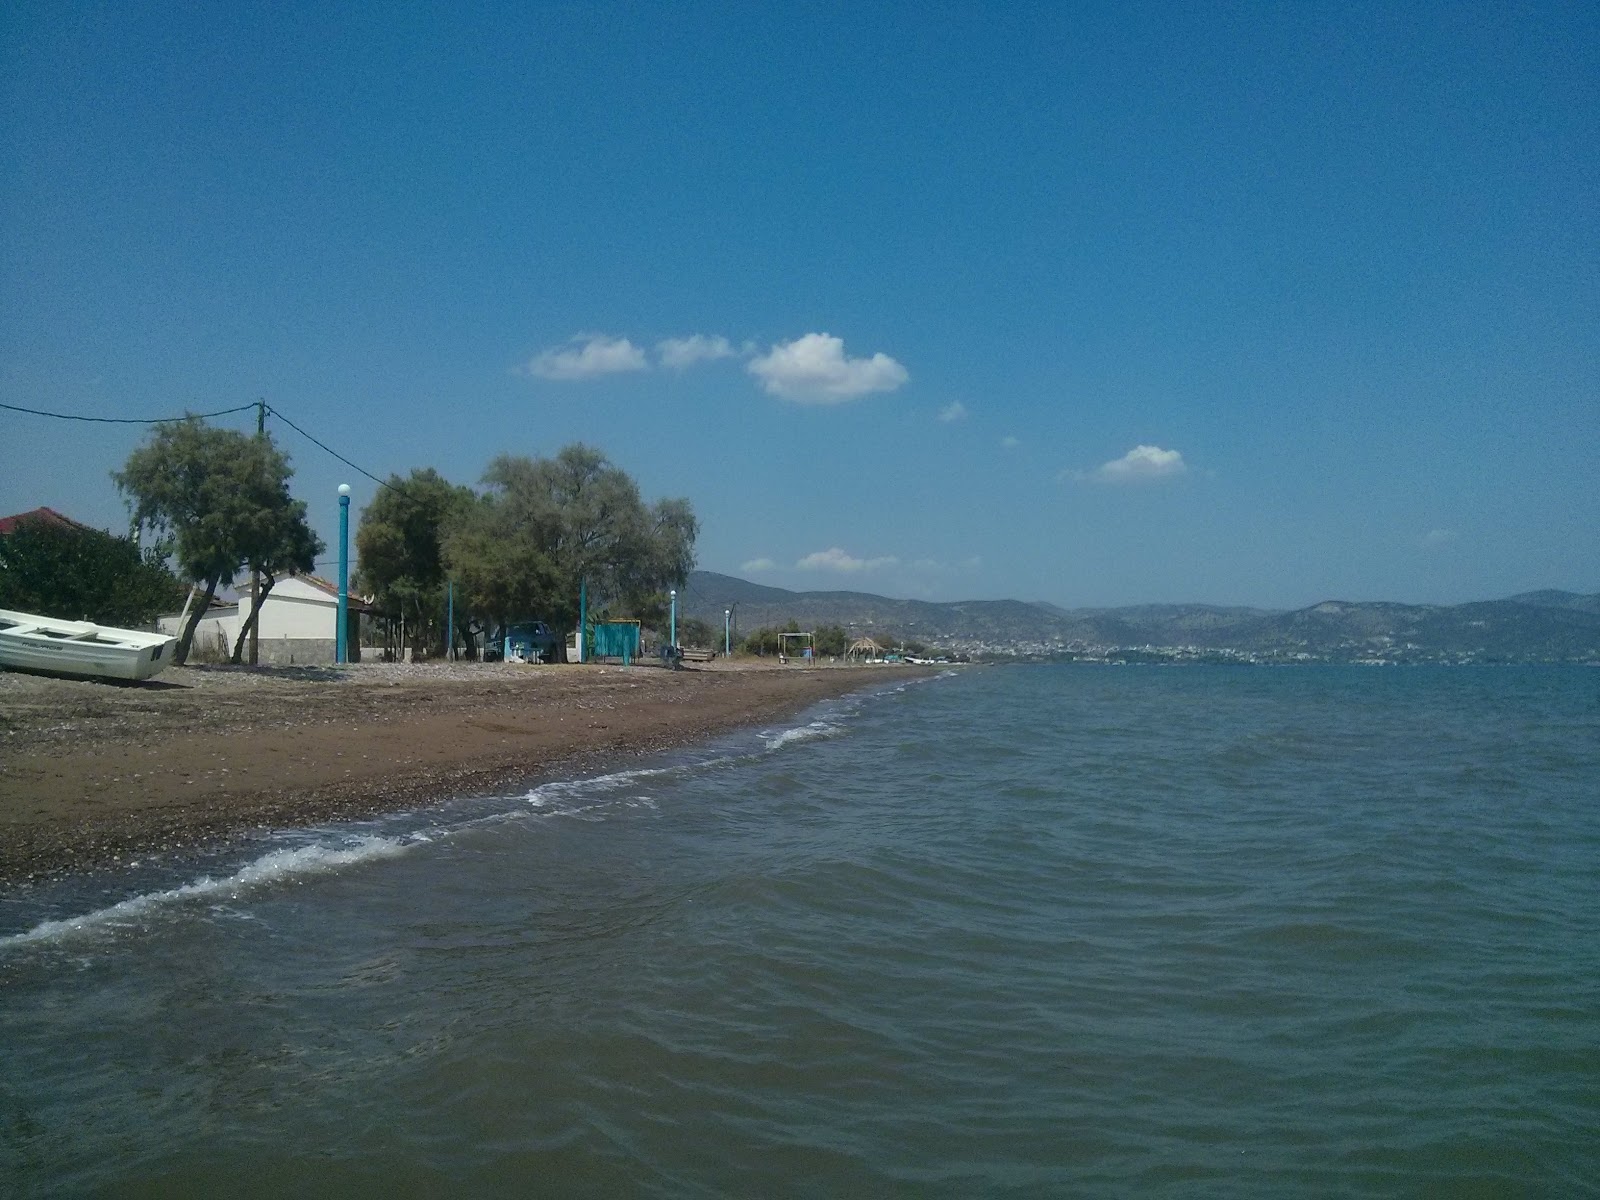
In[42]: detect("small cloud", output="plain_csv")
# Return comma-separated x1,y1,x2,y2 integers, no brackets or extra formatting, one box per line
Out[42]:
741,557,777,572
795,547,899,572
1073,444,1189,484
1000,436,1020,450
747,332,909,403
657,334,735,369
937,401,967,423
1421,529,1459,548
526,334,648,380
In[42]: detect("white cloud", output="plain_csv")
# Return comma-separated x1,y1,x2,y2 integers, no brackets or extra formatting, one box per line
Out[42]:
937,401,967,423
795,547,900,572
657,334,735,370
1000,435,1020,449
1076,444,1188,484
747,333,909,403
527,334,648,380
741,557,776,572
1421,529,1459,548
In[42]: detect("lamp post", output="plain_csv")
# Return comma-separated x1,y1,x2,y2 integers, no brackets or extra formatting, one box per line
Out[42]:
669,588,677,651
724,608,731,657
336,484,350,664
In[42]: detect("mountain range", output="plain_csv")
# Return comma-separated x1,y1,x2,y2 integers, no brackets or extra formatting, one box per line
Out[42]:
678,573,1600,664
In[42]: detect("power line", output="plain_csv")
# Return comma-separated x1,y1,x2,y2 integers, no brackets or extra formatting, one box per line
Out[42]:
264,404,405,495
0,396,409,499
0,400,258,424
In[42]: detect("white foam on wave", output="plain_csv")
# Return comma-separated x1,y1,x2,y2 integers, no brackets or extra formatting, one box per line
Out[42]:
515,714,849,818
762,719,842,751
517,671,946,814
523,762,690,811
0,836,415,951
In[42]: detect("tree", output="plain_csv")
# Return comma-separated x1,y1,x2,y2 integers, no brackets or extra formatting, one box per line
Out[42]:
114,417,319,665
354,468,474,658
229,498,324,662
678,616,717,649
444,445,697,660
741,620,801,656
813,624,849,656
0,516,183,625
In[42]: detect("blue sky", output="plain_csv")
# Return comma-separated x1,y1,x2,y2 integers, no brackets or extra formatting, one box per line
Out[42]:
3,2,1595,609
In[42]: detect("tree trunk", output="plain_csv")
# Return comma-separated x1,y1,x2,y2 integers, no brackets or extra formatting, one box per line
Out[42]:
175,576,220,665
230,572,277,663
248,562,260,665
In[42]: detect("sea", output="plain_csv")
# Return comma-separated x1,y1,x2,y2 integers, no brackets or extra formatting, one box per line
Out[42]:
1,665,1596,1198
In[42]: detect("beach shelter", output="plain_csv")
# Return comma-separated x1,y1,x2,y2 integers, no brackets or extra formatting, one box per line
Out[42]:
846,637,882,661
591,619,642,660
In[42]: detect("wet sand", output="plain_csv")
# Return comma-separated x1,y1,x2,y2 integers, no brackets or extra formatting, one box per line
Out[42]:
0,660,923,885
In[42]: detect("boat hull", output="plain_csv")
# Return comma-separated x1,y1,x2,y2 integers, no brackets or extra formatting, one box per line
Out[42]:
0,609,179,682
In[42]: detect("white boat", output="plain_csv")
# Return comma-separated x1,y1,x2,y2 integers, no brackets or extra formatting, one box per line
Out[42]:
0,608,180,682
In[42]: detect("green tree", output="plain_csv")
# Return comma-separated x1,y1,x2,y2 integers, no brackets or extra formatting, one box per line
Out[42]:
444,445,697,660
442,498,561,647
678,615,715,649
0,516,183,625
229,500,323,662
355,468,474,658
813,624,849,656
740,620,802,656
114,416,318,665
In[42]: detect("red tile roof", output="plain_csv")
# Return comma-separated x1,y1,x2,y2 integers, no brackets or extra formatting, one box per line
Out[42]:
0,507,95,536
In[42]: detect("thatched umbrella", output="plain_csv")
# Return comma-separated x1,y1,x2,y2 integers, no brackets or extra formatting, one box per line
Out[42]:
846,636,882,660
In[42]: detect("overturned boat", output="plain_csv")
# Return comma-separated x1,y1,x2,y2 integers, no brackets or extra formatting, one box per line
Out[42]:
0,608,179,682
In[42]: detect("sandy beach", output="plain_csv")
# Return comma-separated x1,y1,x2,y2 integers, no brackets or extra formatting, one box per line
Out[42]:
0,660,923,886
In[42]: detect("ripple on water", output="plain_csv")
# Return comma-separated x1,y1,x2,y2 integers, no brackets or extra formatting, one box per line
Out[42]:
2,665,1598,1198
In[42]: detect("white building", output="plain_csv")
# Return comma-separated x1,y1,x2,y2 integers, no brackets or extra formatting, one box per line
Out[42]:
160,574,364,665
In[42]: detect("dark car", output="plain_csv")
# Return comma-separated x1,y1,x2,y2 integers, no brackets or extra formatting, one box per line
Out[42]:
486,621,560,663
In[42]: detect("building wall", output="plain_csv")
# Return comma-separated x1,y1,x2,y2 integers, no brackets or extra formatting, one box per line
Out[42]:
242,577,342,641
158,608,240,656
159,577,358,665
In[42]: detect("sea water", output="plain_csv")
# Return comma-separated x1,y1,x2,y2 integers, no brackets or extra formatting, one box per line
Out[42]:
1,665,1596,1197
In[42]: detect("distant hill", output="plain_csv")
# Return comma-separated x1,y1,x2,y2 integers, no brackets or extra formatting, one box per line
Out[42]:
1505,589,1600,615
679,571,1600,663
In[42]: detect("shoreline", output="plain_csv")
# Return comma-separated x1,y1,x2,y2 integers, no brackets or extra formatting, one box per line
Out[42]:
0,660,935,887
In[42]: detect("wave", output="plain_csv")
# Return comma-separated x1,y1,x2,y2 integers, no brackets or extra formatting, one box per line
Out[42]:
517,714,845,814
523,761,689,810
0,835,417,950
3,673,950,951
761,719,843,751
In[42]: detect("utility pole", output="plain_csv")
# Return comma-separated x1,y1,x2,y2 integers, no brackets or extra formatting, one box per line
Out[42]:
337,484,350,664
250,399,265,665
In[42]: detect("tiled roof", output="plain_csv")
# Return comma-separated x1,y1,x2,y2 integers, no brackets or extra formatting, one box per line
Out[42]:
0,507,95,536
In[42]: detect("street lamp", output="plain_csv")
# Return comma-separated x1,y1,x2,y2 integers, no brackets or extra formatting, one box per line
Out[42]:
669,588,677,651
336,484,351,664
724,608,731,657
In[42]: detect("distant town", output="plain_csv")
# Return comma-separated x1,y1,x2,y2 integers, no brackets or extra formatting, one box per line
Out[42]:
681,574,1600,667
